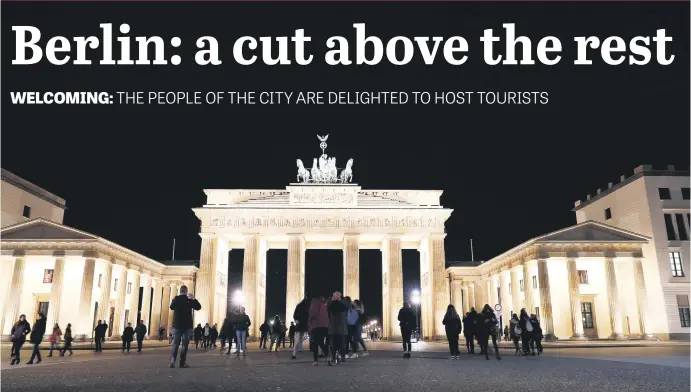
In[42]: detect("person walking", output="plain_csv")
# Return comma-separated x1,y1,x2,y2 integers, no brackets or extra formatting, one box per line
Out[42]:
477,305,501,361
529,314,543,355
259,320,269,350
169,285,201,368
48,323,62,357
509,313,521,355
351,300,369,357
397,302,416,358
463,309,477,354
202,323,210,349
291,296,309,359
158,326,165,342
268,315,282,352
94,320,105,352
327,292,349,364
234,306,251,356
9,314,31,365
288,322,296,348
27,312,47,364
503,325,509,342
135,320,147,352
308,295,330,366
280,321,288,348
60,323,73,356
210,324,219,348
122,322,135,352
518,308,534,356
345,298,359,358
194,324,202,349
442,305,462,359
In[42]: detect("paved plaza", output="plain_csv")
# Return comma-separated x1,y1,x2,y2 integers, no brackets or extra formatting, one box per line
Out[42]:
1,343,689,392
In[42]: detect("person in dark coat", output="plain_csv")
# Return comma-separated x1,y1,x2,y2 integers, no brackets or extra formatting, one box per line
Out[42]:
463,309,477,353
27,312,47,364
442,304,462,359
194,324,203,349
60,323,74,356
234,307,251,356
102,321,109,343
135,320,147,352
291,296,309,359
308,296,330,366
518,308,534,355
397,301,416,358
210,324,219,348
288,322,296,348
327,292,349,364
169,285,202,367
220,316,231,354
94,320,106,352
268,315,283,352
529,314,543,354
259,320,270,350
10,314,31,365
509,313,521,355
477,304,501,361
122,322,135,352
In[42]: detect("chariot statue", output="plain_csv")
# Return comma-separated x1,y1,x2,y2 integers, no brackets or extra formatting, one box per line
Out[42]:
295,135,354,184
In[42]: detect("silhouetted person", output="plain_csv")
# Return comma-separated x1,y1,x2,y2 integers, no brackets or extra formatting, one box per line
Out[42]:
463,309,476,354
60,323,73,356
122,323,134,352
259,320,269,349
135,320,147,352
478,304,501,361
10,314,31,365
94,320,106,352
397,302,416,358
27,312,46,364
442,304,462,359
169,285,201,368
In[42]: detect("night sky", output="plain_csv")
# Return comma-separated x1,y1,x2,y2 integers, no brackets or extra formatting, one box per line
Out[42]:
2,1,689,323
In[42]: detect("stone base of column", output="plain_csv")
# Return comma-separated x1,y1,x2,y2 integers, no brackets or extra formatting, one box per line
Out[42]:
610,333,628,340
570,333,588,340
640,333,657,340
543,334,558,342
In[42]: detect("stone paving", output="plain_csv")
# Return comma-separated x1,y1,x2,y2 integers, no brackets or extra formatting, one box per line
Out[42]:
1,344,689,392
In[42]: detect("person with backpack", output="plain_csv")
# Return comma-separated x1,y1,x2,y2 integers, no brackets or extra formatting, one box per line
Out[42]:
477,305,501,361
509,313,521,355
518,308,534,356
529,313,543,355
397,301,416,358
442,304,462,359
291,296,310,359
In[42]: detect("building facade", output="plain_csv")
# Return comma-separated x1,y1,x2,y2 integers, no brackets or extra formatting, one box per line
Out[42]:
1,168,66,227
573,165,690,340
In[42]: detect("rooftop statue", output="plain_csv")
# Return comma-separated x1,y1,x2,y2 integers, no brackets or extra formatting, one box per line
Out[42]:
295,135,354,184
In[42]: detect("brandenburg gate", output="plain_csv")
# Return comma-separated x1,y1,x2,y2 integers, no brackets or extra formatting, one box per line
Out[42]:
192,135,453,339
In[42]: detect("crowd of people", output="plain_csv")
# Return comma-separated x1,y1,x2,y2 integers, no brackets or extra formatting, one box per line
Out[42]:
8,285,544,368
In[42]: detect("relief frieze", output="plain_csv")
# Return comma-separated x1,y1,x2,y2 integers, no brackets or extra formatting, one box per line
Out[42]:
207,215,441,229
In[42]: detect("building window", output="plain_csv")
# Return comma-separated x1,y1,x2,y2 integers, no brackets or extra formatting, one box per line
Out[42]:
581,302,594,328
532,276,537,289
677,295,690,328
127,282,132,294
519,279,524,292
43,269,54,283
578,270,589,284
535,307,540,318
675,214,689,241
22,205,31,218
38,302,49,317
98,274,103,288
682,188,690,200
664,214,677,240
670,252,684,277
659,188,672,200
113,279,118,291
605,208,612,220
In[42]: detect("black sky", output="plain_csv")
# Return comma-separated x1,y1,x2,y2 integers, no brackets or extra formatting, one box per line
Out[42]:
2,1,689,323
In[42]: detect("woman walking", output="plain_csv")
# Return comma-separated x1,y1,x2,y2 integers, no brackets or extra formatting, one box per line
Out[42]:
121,322,135,352
308,296,330,366
477,305,501,361
327,292,349,364
27,312,47,364
397,302,416,358
509,313,521,355
519,309,535,356
10,314,31,365
60,323,74,356
442,304,462,359
48,323,62,357
348,299,369,358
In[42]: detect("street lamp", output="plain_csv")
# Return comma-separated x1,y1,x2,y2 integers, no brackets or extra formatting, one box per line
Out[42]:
232,290,244,311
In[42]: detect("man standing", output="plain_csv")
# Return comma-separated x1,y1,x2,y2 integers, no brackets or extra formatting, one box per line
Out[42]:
93,320,105,352
291,296,309,360
102,320,109,343
288,322,296,348
135,320,147,352
169,285,201,368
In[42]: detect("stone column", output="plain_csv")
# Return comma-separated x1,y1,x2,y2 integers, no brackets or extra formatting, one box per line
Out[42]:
452,280,464,314
489,275,499,309
536,259,557,340
149,278,163,338
111,264,128,339
604,257,625,339
473,281,483,309
384,236,403,339
499,269,512,324
165,282,176,331
194,234,217,326
126,269,141,326
286,235,305,323
429,235,447,339
242,235,260,337
47,258,65,329
78,258,97,335
140,273,152,329
632,258,654,339
567,259,586,338
461,285,469,314
522,262,533,313
510,266,522,316
343,235,360,300
98,260,113,323
158,281,172,333
2,258,25,334
467,283,475,311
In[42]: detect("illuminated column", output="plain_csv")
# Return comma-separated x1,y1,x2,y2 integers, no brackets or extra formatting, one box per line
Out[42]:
473,281,483,309
522,262,533,313
499,269,512,323
98,260,113,323
604,257,625,339
194,234,217,326
2,258,25,334
429,234,448,339
384,236,403,339
140,273,152,329
343,234,360,300
286,235,305,323
149,278,164,338
489,275,499,309
242,235,264,337
510,266,521,315
633,258,655,339
567,259,585,338
467,283,475,311
452,280,464,315
158,281,171,333
536,259,557,340
47,258,65,329
78,258,97,335
461,285,469,314
111,263,128,339
166,282,177,331
126,268,141,326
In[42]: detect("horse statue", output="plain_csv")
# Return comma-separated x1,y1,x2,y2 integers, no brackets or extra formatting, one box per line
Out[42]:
327,157,338,182
311,158,322,183
296,159,310,183
339,158,354,183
